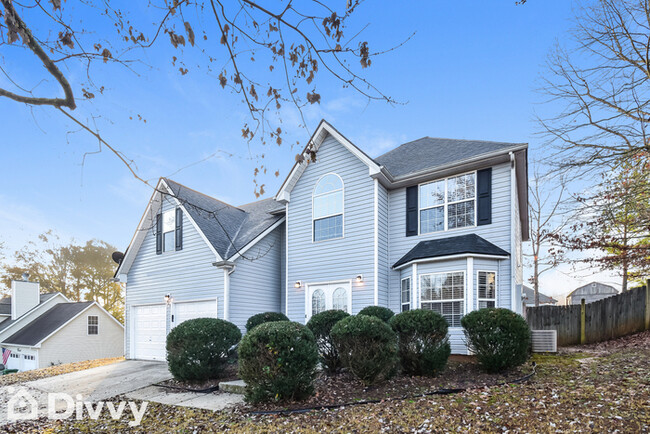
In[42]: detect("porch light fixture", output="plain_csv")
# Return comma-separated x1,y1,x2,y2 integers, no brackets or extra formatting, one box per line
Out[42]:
164,294,173,304
356,274,363,283
294,281,302,288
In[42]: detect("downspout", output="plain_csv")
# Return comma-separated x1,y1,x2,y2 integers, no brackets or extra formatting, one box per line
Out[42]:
509,152,517,313
374,178,379,306
213,261,236,321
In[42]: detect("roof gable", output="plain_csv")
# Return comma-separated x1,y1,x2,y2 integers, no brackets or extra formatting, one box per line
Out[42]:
3,302,94,346
275,120,380,202
116,179,285,276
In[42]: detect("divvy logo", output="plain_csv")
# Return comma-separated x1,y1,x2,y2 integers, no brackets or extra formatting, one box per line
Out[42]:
6,387,148,426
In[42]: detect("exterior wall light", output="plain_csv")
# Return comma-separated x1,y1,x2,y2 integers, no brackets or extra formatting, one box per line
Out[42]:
164,294,173,304
294,281,302,288
356,274,363,283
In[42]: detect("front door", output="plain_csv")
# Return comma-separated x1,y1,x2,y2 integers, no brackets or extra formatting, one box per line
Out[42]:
306,282,351,320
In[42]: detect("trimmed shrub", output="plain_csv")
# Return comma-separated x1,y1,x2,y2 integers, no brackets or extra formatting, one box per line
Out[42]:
461,308,531,373
306,309,350,374
245,311,290,332
331,315,398,385
357,305,395,323
390,309,451,376
238,321,319,403
166,318,241,381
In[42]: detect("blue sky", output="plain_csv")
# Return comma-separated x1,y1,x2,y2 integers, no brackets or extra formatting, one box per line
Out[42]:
1,1,619,298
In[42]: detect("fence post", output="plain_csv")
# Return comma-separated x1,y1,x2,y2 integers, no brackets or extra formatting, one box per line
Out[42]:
646,280,650,331
580,298,586,345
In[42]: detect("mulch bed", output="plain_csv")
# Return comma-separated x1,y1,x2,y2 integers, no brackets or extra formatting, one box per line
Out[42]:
157,362,239,392
240,358,531,412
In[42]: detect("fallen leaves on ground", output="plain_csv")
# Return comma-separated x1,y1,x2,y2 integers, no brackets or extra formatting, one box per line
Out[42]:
0,357,123,386
5,332,650,433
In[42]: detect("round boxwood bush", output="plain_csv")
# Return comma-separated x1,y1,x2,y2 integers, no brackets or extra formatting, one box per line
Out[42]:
461,308,531,373
245,311,290,332
238,321,319,403
390,309,451,376
306,309,350,374
166,318,241,381
357,305,395,323
331,315,398,385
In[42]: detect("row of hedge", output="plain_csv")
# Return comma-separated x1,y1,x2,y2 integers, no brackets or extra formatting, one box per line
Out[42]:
165,307,531,403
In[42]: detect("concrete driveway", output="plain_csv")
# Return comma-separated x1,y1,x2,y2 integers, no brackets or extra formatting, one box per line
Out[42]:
26,359,172,402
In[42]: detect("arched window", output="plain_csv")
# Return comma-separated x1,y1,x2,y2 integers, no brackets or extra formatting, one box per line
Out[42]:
312,289,326,315
313,173,344,242
332,287,348,311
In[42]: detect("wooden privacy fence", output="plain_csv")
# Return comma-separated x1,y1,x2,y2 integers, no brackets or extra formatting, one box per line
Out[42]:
525,281,650,346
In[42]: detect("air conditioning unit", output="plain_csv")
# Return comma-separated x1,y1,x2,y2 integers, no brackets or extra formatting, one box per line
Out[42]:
531,330,557,353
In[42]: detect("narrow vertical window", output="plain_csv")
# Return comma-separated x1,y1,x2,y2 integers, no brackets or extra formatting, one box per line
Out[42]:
313,174,344,242
162,209,176,252
478,271,496,309
401,277,411,312
88,315,99,335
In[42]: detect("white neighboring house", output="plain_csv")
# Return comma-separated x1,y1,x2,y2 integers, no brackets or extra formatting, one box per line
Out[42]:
0,278,124,371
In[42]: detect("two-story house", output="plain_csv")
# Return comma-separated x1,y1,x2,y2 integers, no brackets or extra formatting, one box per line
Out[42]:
114,120,528,360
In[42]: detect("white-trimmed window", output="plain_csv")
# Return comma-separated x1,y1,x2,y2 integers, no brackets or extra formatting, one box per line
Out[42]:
419,172,476,234
420,271,465,327
162,209,175,252
478,271,497,309
401,277,411,312
313,174,343,242
332,287,348,311
87,315,99,335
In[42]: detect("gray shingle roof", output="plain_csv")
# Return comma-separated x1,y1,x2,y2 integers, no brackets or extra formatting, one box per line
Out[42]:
3,302,94,346
0,293,59,316
522,286,557,305
393,234,509,268
165,179,284,260
375,137,525,179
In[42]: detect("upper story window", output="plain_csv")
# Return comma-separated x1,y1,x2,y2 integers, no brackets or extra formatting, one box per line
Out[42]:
162,209,175,252
419,172,476,234
88,315,99,335
313,174,344,242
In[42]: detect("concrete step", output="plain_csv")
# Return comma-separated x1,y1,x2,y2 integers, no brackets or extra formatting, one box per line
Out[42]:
219,379,246,394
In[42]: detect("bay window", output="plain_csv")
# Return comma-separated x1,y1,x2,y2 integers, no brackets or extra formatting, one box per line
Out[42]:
420,271,465,327
401,277,411,312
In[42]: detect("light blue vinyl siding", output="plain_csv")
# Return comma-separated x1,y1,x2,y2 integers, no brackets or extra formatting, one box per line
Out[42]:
387,162,513,315
286,134,376,323
125,196,223,358
377,182,390,307
230,224,284,333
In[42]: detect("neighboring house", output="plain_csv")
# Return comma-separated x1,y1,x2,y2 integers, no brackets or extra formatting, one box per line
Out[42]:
566,282,618,305
522,285,558,306
115,120,529,357
0,278,124,371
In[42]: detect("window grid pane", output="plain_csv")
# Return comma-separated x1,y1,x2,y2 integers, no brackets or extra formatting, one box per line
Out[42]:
88,316,99,335
419,180,445,209
312,289,326,315
420,206,444,234
420,272,465,327
448,200,475,229
332,287,347,311
314,215,343,241
478,271,496,309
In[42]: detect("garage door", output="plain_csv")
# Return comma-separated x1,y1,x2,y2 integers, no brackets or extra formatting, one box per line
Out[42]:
5,351,36,371
173,300,217,328
133,304,167,361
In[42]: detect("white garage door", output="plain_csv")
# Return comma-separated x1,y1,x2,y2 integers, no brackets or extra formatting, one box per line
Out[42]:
173,300,218,328
133,304,167,361
5,351,37,371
